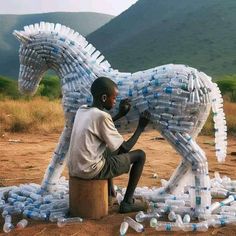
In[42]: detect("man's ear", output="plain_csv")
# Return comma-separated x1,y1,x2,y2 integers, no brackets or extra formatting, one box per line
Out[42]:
101,94,107,102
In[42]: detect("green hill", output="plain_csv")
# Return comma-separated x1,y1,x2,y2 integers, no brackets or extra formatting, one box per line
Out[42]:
0,12,113,78
88,0,236,77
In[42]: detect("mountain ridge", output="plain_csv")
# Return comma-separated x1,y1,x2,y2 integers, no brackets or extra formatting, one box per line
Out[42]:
88,0,236,77
0,12,113,78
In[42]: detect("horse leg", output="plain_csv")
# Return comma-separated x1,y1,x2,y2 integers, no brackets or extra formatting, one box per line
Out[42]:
159,129,191,194
186,138,211,218
163,130,211,217
41,113,75,192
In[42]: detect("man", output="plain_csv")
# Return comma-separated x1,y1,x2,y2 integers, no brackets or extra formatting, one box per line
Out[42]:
67,76,150,213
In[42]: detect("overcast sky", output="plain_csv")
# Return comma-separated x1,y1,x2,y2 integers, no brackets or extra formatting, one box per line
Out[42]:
0,0,138,16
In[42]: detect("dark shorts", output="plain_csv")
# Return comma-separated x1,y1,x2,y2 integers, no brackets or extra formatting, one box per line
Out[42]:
93,149,131,180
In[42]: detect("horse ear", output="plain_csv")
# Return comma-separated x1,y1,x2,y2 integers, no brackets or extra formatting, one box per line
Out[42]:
13,30,32,43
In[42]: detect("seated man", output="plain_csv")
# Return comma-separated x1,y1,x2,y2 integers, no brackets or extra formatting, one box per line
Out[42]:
67,76,150,213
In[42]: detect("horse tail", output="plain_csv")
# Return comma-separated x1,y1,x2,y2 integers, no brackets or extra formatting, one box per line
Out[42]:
210,81,227,162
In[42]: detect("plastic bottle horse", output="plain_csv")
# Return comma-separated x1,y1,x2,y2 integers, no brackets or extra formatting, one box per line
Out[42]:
13,22,227,217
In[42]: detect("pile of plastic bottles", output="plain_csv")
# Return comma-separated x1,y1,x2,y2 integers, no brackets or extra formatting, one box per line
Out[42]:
118,171,236,234
0,177,69,233
1,172,236,233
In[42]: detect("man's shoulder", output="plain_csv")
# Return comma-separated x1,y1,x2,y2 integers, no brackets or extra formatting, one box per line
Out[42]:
77,106,111,119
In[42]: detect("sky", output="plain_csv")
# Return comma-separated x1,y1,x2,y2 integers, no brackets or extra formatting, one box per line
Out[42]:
0,0,138,16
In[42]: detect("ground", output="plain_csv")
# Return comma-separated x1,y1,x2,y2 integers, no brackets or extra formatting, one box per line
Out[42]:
0,130,236,236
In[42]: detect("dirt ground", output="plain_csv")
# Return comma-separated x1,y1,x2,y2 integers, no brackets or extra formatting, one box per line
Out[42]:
1,130,236,236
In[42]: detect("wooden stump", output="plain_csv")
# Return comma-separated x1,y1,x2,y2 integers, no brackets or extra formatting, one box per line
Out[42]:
69,176,108,219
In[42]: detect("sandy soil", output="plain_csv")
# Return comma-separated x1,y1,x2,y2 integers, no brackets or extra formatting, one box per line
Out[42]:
1,130,236,236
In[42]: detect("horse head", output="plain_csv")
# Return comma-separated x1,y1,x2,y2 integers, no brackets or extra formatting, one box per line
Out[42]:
13,28,48,95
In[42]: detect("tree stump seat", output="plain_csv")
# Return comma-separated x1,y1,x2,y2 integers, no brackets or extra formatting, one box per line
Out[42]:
69,176,108,219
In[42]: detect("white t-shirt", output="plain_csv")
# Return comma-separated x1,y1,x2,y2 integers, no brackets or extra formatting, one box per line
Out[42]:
67,105,124,179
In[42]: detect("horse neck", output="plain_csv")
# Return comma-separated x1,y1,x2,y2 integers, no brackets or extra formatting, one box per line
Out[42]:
32,33,133,93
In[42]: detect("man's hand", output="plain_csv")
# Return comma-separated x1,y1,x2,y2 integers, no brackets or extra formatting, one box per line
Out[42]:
118,98,131,117
138,110,151,131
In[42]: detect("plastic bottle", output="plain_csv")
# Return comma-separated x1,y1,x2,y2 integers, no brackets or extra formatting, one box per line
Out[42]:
2,206,22,215
119,221,129,236
168,211,177,221
220,206,236,212
150,218,158,228
211,188,230,198
0,200,5,211
210,195,235,213
116,192,124,205
176,214,183,226
165,199,186,207
135,100,149,112
57,216,83,227
3,215,14,233
183,214,191,223
10,193,27,202
124,216,144,233
155,222,181,231
208,218,236,228
49,212,66,222
135,211,160,222
23,210,47,220
13,201,25,210
16,219,28,229
182,222,208,232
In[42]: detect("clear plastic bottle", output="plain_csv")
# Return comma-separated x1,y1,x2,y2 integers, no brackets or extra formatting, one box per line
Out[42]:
155,222,181,231
183,214,191,223
165,199,186,206
135,100,149,112
23,210,47,220
0,201,5,212
210,195,235,213
211,188,229,198
116,192,123,205
168,211,177,221
208,218,233,228
49,212,66,222
3,215,14,233
220,206,236,212
119,221,129,236
182,222,208,232
57,216,83,227
150,218,158,228
124,216,144,233
16,219,28,229
135,211,160,222
176,214,183,226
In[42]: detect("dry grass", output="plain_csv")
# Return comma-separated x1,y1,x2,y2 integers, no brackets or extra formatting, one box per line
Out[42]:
0,97,64,134
202,101,236,136
0,98,235,136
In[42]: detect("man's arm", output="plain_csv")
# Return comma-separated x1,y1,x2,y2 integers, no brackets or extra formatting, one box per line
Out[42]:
112,113,122,122
112,99,131,122
118,110,151,154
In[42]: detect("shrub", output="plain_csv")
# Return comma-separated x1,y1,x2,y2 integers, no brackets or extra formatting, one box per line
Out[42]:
216,76,236,102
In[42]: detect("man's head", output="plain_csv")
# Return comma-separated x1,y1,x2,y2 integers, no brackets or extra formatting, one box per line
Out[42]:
91,77,118,110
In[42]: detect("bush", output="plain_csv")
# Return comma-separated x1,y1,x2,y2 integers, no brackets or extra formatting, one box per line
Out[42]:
0,76,21,99
216,76,236,102
37,75,61,100
0,75,61,100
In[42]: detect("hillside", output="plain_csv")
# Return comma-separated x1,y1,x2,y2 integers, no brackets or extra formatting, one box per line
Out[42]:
88,0,236,77
0,12,113,78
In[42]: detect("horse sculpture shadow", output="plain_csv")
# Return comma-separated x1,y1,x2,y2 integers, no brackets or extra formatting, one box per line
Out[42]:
14,22,227,218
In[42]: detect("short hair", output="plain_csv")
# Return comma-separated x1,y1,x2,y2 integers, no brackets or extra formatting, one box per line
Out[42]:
90,77,117,98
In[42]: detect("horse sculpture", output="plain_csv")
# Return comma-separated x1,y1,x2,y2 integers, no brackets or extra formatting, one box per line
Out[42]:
14,22,227,217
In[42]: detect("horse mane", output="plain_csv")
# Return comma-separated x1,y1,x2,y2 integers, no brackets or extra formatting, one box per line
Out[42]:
13,21,113,72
